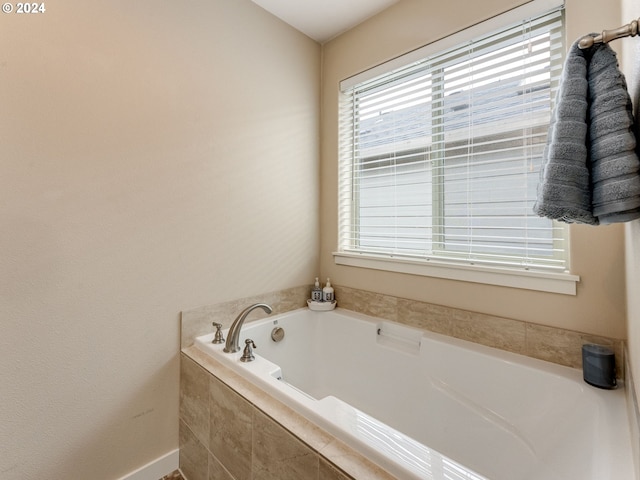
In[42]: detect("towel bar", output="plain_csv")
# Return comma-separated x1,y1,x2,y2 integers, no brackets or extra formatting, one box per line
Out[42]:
578,18,639,49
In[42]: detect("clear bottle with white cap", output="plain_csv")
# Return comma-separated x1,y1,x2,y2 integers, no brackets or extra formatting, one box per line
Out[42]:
311,277,323,302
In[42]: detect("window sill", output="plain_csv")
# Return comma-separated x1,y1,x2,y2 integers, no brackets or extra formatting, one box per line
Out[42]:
333,252,579,295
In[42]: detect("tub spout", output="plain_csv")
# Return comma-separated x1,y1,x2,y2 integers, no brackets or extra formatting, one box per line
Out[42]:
223,303,272,353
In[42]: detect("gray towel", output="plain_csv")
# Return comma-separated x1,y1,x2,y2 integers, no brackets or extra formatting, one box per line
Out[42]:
534,37,640,225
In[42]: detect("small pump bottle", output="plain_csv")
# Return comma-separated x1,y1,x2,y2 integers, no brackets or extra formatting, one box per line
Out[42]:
322,278,334,302
311,277,323,302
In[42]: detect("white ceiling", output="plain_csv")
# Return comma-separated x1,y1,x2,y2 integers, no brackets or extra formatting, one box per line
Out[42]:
252,0,400,43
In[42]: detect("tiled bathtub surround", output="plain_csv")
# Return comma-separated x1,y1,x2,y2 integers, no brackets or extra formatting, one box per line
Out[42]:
180,349,395,480
181,284,625,373
181,285,310,349
333,285,626,377
180,284,633,479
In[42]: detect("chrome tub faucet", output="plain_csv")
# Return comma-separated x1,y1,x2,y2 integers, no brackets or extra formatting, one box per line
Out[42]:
223,303,272,353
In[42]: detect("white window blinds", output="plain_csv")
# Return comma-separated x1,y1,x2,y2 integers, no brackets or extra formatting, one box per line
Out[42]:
338,7,567,273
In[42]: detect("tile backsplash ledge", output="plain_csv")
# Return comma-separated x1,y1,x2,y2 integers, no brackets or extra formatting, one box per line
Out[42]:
181,284,624,375
181,285,310,349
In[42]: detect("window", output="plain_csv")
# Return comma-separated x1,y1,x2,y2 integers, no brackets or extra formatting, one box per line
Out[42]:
336,4,577,294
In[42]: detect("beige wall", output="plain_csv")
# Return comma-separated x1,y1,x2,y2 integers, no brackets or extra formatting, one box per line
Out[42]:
0,1,320,479
621,0,640,404
320,0,627,340
2,0,636,477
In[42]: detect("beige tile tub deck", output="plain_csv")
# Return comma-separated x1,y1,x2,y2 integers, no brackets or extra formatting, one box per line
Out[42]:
180,347,397,480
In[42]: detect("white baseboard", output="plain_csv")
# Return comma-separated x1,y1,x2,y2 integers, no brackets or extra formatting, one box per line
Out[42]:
117,449,179,480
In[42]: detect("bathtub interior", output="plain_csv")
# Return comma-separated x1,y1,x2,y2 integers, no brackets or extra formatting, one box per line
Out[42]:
194,308,634,480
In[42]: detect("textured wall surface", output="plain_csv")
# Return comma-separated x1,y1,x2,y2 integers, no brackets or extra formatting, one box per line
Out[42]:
0,1,320,478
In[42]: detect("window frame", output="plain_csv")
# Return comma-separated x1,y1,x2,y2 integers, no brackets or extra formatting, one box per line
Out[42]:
334,0,579,295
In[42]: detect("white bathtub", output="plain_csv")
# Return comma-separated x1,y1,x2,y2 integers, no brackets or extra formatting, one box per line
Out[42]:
194,308,635,480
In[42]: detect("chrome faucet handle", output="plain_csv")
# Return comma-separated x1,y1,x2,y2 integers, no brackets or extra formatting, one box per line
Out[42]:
240,339,256,363
212,322,225,344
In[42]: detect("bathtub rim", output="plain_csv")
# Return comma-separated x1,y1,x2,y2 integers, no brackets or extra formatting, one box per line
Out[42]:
187,307,635,480
181,345,399,480
197,306,608,385
192,313,491,480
